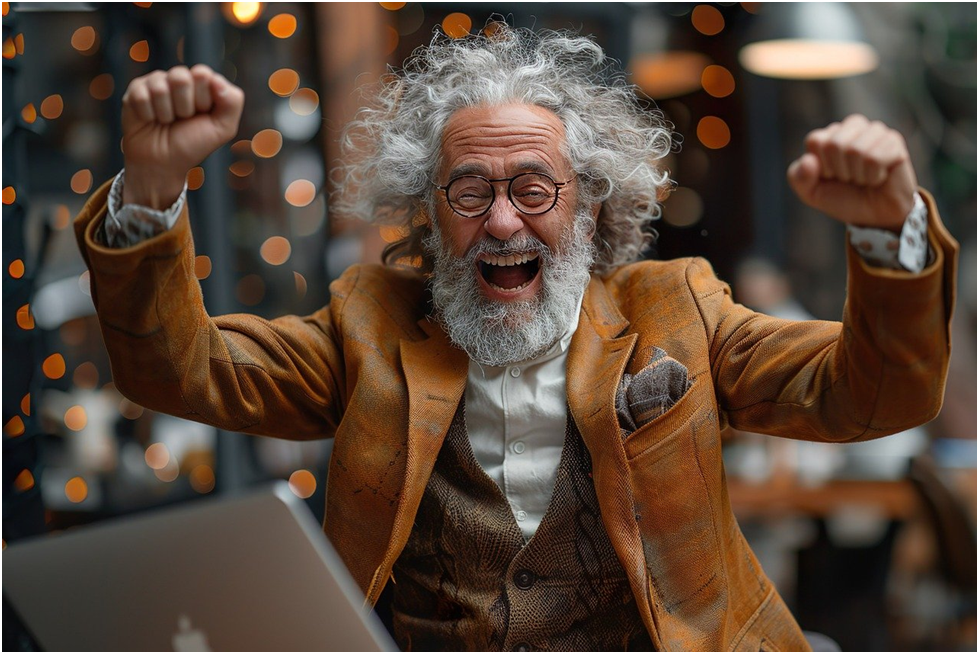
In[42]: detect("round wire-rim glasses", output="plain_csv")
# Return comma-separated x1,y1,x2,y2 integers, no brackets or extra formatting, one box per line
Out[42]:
435,172,575,218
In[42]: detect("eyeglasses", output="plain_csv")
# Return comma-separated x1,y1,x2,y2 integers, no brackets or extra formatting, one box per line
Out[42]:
435,172,574,219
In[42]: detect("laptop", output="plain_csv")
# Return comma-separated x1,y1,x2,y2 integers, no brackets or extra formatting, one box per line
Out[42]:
3,482,398,651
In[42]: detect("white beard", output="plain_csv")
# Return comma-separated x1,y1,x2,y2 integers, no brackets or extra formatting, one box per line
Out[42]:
425,211,596,367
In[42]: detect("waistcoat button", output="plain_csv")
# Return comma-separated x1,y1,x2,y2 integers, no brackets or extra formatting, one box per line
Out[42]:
513,642,532,651
513,569,536,590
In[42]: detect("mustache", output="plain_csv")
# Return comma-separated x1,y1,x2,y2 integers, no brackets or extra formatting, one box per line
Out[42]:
463,235,551,261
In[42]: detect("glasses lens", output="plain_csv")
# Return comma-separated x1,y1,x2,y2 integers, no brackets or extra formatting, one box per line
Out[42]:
510,173,557,214
447,176,493,216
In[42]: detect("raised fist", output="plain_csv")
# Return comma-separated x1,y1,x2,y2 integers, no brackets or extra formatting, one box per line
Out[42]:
121,64,244,209
787,114,918,233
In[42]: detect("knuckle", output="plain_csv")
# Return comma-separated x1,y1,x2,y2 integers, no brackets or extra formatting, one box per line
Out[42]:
148,82,169,98
190,63,213,78
168,68,192,86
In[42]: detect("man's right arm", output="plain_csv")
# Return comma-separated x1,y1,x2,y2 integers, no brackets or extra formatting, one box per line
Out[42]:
75,65,346,439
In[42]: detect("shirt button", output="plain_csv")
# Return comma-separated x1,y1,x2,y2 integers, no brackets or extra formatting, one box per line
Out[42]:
513,643,532,652
512,441,526,454
513,569,536,590
515,510,527,522
509,367,521,378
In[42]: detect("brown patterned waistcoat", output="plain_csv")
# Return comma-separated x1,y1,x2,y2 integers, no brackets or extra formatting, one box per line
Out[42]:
391,404,655,651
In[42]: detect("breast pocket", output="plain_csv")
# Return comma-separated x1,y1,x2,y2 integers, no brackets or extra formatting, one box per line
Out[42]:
622,373,701,461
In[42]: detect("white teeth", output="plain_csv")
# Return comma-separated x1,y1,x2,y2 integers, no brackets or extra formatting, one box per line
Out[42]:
480,252,540,267
488,279,533,292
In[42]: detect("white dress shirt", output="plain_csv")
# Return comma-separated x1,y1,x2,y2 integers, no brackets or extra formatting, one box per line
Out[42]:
464,301,582,541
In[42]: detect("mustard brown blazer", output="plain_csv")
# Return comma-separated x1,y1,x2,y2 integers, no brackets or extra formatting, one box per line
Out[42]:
75,180,957,651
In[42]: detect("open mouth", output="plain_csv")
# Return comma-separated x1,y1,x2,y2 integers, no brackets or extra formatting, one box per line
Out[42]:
477,252,541,292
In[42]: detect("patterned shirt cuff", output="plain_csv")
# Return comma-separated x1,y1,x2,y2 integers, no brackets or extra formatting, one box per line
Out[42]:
847,192,930,274
104,169,187,248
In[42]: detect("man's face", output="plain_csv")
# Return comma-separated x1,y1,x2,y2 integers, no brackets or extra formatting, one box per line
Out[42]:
435,103,582,304
426,103,597,367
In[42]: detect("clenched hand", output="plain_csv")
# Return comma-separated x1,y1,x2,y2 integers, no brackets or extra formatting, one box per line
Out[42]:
787,114,917,233
121,64,244,209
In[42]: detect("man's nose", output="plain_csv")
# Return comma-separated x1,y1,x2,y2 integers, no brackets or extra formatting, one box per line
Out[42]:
482,197,526,241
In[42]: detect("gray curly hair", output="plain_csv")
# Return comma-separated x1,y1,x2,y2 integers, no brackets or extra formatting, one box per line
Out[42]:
333,23,674,274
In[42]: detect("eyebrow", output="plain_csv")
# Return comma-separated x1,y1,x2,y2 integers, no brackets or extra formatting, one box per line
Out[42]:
445,160,557,180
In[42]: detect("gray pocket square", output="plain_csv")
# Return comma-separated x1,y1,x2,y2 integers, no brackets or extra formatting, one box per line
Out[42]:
615,347,692,438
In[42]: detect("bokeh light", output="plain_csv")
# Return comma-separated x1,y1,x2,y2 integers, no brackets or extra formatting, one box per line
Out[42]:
380,2,406,9
194,255,212,280
54,204,71,229
71,26,98,53
229,2,263,25
16,304,34,330
692,5,725,36
5,416,25,437
2,37,14,60
119,398,144,420
9,259,24,278
701,65,735,98
260,236,291,265
187,166,205,190
288,469,316,499
268,13,297,38
14,32,23,55
630,51,711,99
230,139,252,156
129,40,149,62
79,270,91,296
697,116,731,149
21,103,36,123
40,94,64,119
190,465,216,493
65,477,89,503
289,88,319,116
43,354,66,379
73,362,100,389
663,187,704,227
71,169,93,194
2,3,8,17
284,179,316,207
442,12,472,39
2,186,15,204
155,458,180,482
21,393,30,416
268,68,299,96
89,73,114,100
145,443,170,470
252,128,283,158
229,160,255,177
14,469,35,492
64,405,88,431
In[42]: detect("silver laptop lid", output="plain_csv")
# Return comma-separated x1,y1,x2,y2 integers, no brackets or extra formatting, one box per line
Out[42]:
3,482,397,651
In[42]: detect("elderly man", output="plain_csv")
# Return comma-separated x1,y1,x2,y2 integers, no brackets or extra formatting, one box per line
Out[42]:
75,27,956,652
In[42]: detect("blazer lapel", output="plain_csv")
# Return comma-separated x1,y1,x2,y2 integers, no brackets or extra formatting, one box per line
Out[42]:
567,277,663,648
366,319,468,604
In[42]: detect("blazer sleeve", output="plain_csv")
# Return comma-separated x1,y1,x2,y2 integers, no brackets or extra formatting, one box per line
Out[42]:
74,178,347,440
688,189,958,442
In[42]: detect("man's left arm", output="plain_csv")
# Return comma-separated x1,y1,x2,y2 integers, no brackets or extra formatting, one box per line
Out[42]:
694,115,958,441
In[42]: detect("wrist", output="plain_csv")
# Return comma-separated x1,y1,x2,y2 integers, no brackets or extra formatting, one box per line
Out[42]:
122,164,187,210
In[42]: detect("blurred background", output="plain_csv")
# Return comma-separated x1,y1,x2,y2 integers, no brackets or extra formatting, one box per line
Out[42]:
2,2,975,651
